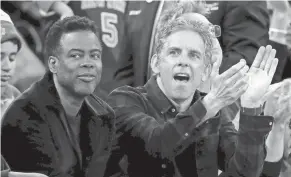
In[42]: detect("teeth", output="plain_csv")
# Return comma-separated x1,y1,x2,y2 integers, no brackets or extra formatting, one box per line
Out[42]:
176,73,188,77
174,73,190,81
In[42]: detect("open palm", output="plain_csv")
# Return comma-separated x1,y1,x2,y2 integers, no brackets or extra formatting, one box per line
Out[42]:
241,45,279,106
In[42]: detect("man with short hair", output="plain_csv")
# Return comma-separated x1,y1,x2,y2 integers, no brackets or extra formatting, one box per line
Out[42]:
104,2,280,177
1,16,115,177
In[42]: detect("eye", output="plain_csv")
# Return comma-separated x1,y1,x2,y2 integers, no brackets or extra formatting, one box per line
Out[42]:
9,54,16,62
169,49,180,57
91,53,101,60
189,52,201,60
70,53,82,59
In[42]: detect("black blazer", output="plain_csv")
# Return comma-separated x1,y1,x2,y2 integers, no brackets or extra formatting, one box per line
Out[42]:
1,72,116,177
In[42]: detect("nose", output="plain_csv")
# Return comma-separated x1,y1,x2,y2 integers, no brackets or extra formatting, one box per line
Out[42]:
80,57,94,68
80,62,94,68
177,62,189,67
1,57,13,72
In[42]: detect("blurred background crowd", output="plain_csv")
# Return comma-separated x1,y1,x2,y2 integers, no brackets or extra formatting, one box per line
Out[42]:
1,0,290,97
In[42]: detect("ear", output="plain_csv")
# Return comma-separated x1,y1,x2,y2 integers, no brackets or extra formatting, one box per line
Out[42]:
201,64,211,82
150,54,160,75
48,56,59,74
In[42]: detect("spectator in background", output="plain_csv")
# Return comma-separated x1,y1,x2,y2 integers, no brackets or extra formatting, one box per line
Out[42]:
1,9,48,177
1,1,46,93
1,9,21,118
267,0,290,82
263,78,291,177
1,16,115,177
281,1,291,80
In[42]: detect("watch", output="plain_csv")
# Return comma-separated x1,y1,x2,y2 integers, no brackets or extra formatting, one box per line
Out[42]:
241,106,264,116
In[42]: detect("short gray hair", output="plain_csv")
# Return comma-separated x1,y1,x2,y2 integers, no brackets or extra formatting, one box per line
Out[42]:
155,1,213,65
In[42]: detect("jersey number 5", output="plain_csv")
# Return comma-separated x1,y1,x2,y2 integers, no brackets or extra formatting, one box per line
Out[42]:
101,12,118,48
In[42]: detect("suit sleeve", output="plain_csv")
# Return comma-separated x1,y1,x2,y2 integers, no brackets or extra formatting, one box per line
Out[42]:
217,112,274,177
219,1,270,73
103,129,128,177
1,104,63,177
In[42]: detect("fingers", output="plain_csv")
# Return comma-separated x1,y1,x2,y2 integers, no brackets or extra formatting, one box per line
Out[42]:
225,65,249,86
235,81,249,98
264,49,277,72
249,46,265,72
232,75,249,91
261,82,282,102
210,56,221,78
268,58,278,79
259,45,272,69
220,59,246,79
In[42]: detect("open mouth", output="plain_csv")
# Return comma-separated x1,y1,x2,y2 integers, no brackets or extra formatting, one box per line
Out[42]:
173,73,190,82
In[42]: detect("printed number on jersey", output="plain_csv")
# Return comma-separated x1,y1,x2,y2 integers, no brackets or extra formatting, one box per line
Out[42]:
101,12,118,48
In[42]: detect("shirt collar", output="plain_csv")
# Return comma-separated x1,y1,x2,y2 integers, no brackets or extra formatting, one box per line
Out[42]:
145,75,201,114
37,72,113,117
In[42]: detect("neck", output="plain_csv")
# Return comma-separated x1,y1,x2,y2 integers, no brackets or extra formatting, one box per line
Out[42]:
156,76,194,112
53,76,84,117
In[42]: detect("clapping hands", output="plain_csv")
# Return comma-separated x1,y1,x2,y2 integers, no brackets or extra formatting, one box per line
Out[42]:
203,45,280,118
241,45,279,108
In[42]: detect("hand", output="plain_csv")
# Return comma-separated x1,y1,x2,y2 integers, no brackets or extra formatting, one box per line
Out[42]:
9,172,48,177
198,37,222,93
241,45,279,107
202,59,249,118
264,79,291,126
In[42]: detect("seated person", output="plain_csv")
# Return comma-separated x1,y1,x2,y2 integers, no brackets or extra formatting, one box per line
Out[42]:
263,78,291,177
104,2,282,177
1,9,21,118
1,16,115,177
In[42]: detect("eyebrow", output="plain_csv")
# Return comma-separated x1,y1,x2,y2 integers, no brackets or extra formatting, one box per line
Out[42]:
167,46,181,51
69,49,84,53
0,52,17,55
189,49,202,56
69,49,102,53
90,49,102,53
168,46,203,55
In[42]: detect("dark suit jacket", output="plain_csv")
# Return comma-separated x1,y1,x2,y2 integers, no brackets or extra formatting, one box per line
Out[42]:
1,72,116,177
205,1,270,73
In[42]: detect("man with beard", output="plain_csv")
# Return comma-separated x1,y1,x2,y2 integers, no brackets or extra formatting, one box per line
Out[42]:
1,16,115,177
104,2,281,177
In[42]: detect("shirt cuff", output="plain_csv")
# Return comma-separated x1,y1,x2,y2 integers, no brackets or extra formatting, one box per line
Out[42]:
239,114,274,144
188,98,207,120
262,160,282,177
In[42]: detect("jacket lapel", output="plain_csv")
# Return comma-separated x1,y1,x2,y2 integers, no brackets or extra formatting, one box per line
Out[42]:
37,72,83,168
